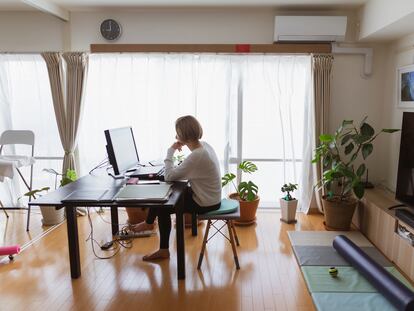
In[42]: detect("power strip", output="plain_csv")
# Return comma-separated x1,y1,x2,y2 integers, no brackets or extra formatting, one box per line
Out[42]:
116,230,155,240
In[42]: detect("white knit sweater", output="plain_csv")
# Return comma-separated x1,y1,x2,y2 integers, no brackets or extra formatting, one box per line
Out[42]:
164,141,221,206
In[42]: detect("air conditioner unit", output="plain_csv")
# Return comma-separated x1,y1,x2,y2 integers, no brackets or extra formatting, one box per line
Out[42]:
274,16,347,42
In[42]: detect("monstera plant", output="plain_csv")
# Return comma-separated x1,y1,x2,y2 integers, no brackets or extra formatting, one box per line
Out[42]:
312,117,399,230
222,161,260,225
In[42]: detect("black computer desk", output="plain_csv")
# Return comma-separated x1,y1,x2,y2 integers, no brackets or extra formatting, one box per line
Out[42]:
29,174,188,280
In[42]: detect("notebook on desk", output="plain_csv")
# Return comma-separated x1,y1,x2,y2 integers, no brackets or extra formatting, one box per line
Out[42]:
114,183,172,202
62,189,117,203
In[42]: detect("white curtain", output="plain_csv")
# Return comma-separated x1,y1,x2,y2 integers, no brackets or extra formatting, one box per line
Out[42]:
237,55,312,211
79,53,234,175
0,54,62,206
79,53,312,209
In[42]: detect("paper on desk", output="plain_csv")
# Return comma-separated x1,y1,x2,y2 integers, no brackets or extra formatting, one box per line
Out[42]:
114,183,172,201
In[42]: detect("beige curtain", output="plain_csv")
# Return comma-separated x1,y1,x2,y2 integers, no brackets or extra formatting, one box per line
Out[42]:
42,52,89,174
312,54,334,213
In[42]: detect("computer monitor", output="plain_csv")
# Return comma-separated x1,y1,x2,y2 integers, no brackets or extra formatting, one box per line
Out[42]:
104,127,139,175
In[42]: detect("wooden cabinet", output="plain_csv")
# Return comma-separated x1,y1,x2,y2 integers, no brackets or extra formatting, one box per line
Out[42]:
353,187,414,281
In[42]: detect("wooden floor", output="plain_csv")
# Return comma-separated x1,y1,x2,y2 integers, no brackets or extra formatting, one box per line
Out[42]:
0,208,325,311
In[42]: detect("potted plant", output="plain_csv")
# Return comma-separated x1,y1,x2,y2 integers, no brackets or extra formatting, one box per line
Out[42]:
222,161,260,225
280,183,298,224
312,117,399,230
24,169,78,225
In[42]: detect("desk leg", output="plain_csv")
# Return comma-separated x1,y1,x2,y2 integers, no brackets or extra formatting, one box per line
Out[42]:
66,206,81,279
176,194,186,280
110,206,119,236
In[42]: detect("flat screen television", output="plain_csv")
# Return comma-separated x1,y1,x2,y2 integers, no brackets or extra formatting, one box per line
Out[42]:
396,112,414,207
104,127,139,175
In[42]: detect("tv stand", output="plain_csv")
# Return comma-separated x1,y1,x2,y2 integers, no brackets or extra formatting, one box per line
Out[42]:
353,187,414,282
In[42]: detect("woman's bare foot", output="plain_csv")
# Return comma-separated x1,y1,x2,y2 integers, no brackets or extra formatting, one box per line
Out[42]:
131,221,155,233
142,249,170,261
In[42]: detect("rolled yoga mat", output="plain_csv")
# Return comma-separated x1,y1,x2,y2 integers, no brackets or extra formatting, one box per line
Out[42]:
333,235,414,311
0,245,20,256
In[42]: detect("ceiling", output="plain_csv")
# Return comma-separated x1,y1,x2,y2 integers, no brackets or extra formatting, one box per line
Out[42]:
0,0,369,11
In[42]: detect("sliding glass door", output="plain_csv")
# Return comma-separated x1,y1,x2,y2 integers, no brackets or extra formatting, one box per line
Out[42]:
80,53,311,209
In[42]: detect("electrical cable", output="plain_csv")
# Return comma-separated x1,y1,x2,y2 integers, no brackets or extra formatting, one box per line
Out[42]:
86,208,133,260
89,157,110,175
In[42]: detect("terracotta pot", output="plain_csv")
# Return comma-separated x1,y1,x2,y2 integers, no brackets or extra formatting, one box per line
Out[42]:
280,199,298,224
125,207,149,225
322,196,358,231
229,193,260,225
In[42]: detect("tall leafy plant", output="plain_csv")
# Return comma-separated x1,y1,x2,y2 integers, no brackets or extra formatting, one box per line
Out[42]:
312,117,399,201
222,161,259,202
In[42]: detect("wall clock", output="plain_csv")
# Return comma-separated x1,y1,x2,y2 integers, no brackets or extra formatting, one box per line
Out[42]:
100,19,122,41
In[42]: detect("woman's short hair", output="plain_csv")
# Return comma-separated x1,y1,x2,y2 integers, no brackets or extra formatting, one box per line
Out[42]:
175,115,203,142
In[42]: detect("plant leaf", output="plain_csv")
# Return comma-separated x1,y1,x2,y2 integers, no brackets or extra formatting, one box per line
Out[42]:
350,152,358,162
359,116,368,128
362,143,373,160
342,120,353,126
382,129,400,133
238,161,258,174
319,134,334,143
221,173,236,187
341,134,352,146
353,182,365,199
345,142,354,155
360,123,375,138
356,164,366,177
238,181,258,202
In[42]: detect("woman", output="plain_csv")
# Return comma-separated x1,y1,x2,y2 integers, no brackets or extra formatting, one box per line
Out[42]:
133,115,222,261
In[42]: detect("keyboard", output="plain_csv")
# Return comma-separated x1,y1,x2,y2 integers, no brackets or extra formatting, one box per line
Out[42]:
128,165,165,181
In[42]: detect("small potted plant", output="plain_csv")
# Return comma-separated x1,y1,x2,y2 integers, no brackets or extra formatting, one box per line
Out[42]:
280,183,298,224
313,117,399,230
222,161,260,225
24,169,78,225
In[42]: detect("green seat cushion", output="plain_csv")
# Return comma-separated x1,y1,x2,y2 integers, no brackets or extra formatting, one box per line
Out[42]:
205,199,239,216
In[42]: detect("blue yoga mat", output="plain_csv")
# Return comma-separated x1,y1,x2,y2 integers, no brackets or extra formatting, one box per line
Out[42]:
312,293,397,311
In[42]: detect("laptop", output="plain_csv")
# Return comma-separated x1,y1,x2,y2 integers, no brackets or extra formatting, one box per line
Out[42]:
104,127,165,180
126,165,165,180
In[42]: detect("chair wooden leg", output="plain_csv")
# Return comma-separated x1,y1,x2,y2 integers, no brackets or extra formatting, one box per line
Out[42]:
230,220,240,246
197,219,211,269
227,221,240,269
26,204,31,231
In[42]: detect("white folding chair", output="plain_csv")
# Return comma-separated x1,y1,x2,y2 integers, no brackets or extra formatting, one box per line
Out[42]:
0,130,35,231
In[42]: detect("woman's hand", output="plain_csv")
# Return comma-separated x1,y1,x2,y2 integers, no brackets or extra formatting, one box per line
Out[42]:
171,141,184,151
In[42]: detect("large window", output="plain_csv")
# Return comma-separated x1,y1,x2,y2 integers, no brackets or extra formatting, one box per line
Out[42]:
0,54,62,205
80,53,311,208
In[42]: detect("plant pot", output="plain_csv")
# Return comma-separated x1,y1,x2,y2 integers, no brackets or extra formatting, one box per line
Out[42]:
229,193,260,226
280,199,298,224
322,196,358,231
125,207,149,225
40,205,65,226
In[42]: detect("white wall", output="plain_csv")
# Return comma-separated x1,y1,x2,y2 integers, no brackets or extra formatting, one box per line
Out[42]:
0,12,66,52
330,44,389,183
381,33,414,191
359,0,414,40
69,9,275,50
